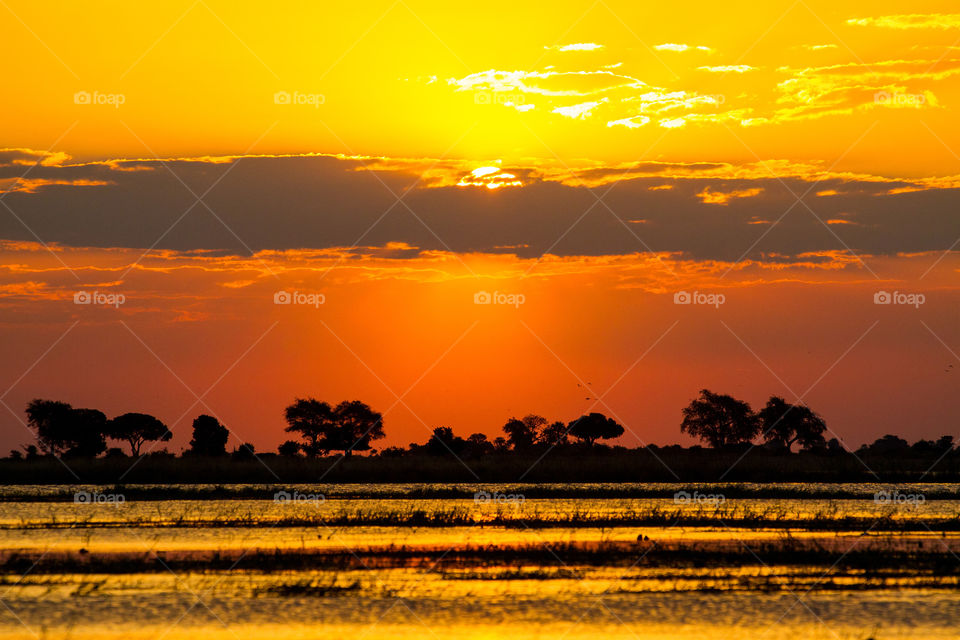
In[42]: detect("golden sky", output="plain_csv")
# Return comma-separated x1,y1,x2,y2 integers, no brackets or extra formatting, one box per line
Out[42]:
1,1,959,454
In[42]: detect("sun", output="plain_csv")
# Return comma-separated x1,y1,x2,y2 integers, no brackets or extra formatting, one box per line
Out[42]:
457,166,524,189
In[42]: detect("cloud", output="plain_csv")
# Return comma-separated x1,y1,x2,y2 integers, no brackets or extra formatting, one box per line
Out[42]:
0,148,73,169
446,66,733,128
606,115,651,129
748,58,960,125
653,43,714,53
848,14,960,29
1,150,960,264
545,43,604,52
696,187,764,205
444,55,756,131
443,43,960,133
698,65,756,73
447,69,644,98
553,99,607,119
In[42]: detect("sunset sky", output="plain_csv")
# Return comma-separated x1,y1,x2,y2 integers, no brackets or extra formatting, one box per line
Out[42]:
2,0,960,456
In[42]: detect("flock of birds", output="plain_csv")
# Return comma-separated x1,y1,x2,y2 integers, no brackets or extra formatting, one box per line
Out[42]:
576,382,593,401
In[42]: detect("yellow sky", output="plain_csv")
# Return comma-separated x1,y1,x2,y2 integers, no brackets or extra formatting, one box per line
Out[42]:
4,1,960,177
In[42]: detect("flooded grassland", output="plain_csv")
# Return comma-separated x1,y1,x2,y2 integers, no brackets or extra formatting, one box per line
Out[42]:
0,483,957,639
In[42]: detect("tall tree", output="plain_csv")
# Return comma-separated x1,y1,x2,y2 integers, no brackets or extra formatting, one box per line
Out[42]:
284,398,335,457
25,399,107,457
105,412,172,456
680,389,760,448
502,414,547,450
25,399,74,455
424,426,468,456
567,412,624,446
465,433,494,457
283,399,384,457
188,414,229,456
65,409,108,457
327,400,384,456
758,396,827,451
539,420,570,446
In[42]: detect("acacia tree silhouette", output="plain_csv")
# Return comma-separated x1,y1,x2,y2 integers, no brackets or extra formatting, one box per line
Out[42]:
105,412,172,457
567,412,624,446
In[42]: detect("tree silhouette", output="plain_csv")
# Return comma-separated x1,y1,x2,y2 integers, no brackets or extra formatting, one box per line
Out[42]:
465,432,494,456
567,412,624,446
327,400,384,456
25,399,106,457
758,396,827,452
424,426,468,456
539,420,570,446
284,399,335,457
284,399,384,457
188,414,229,456
105,412,172,457
936,435,955,452
680,389,759,448
70,409,108,457
25,399,73,455
502,414,547,450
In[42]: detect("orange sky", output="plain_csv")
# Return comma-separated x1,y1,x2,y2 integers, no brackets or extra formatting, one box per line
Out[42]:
1,1,960,454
